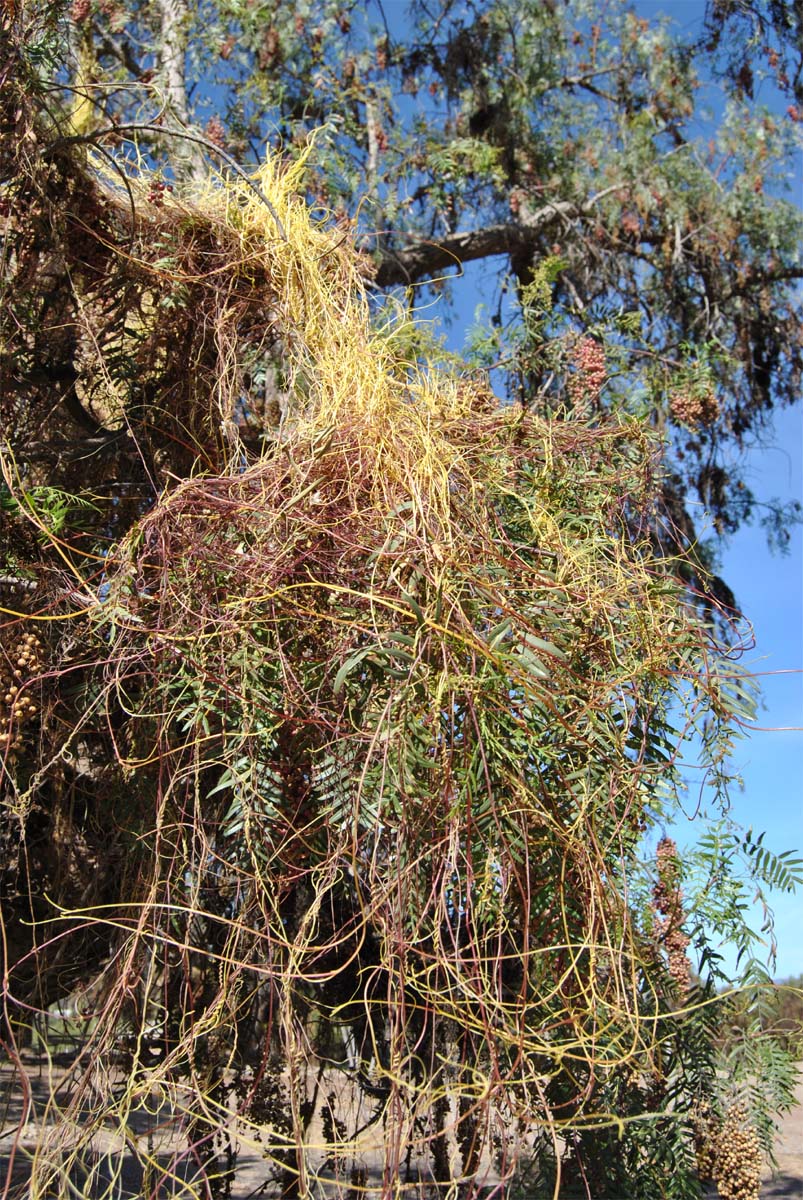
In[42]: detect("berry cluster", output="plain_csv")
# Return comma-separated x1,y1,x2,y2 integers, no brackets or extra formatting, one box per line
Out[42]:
652,836,691,993
204,116,227,151
70,0,91,22
568,337,606,416
715,1107,763,1200
695,1103,763,1200
1,631,43,753
147,179,174,207
693,1103,719,1182
669,386,720,428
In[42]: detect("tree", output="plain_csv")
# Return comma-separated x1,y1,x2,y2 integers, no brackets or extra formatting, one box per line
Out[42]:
51,0,803,592
1,3,801,1199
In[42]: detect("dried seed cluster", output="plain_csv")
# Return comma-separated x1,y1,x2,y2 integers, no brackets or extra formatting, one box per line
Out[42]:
693,1102,763,1200
1,631,43,751
715,1104,763,1200
69,0,91,22
652,836,691,993
204,115,227,150
693,1103,719,1181
568,337,606,416
669,385,721,428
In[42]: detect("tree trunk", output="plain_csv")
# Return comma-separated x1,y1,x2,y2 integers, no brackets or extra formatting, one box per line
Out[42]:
156,0,204,177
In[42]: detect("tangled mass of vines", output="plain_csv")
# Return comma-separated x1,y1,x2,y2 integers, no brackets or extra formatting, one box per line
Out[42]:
1,11,801,1200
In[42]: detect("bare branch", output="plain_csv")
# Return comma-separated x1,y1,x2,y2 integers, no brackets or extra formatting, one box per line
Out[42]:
95,29,146,79
374,188,621,287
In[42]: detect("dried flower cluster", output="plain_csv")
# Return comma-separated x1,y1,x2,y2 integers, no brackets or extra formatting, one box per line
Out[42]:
0,631,43,753
568,337,606,416
652,835,691,993
669,385,721,428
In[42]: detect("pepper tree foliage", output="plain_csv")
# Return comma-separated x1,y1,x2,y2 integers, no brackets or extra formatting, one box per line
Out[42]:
0,2,802,1199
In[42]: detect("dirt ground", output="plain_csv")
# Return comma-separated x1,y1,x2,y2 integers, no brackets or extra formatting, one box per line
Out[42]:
760,1073,803,1199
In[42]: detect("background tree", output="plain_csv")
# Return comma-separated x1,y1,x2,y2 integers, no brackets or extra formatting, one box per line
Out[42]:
1,3,802,1199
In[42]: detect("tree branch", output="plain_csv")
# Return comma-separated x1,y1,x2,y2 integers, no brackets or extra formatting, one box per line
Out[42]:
374,189,621,287
95,29,146,79
375,220,533,286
